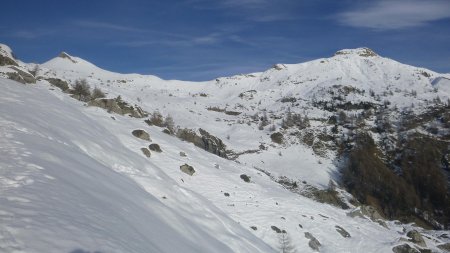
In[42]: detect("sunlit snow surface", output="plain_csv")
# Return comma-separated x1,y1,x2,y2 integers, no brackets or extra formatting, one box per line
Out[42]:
1,44,450,252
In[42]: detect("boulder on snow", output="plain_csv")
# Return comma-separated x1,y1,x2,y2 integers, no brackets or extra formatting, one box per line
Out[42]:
149,143,162,153
131,129,151,141
240,174,251,183
335,225,351,238
180,164,195,176
407,230,426,247
176,128,228,158
392,244,420,253
270,225,284,234
305,232,321,251
140,147,151,158
270,132,284,144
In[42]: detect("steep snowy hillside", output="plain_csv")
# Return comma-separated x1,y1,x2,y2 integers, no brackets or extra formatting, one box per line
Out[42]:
0,78,274,253
1,44,450,252
30,46,450,189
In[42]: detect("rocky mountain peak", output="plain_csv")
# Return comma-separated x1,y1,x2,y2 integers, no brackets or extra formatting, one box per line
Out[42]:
334,47,378,57
58,51,77,63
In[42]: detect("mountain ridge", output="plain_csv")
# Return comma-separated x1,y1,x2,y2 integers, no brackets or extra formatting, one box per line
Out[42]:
1,43,450,252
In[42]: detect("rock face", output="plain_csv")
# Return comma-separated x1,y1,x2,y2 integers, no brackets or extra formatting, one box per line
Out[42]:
347,205,385,223
305,232,321,252
407,230,426,247
131,129,151,141
392,244,420,253
6,66,36,84
437,243,450,252
177,128,228,158
88,98,147,118
45,78,70,91
149,143,162,153
140,148,151,158
180,164,195,176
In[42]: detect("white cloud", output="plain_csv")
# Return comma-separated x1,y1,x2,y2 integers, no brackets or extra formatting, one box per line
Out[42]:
337,0,450,30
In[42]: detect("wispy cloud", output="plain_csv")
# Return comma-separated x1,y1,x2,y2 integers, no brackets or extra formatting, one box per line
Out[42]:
337,0,450,30
188,0,297,22
9,29,55,39
73,20,146,33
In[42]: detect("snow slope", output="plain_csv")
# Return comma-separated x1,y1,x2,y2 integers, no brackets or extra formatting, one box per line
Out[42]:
0,78,274,253
1,45,450,252
34,48,450,189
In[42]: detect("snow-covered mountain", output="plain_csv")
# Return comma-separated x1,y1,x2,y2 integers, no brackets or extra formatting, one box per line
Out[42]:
1,43,449,253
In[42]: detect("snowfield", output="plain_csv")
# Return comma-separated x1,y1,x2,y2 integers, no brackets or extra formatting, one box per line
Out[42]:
1,44,450,252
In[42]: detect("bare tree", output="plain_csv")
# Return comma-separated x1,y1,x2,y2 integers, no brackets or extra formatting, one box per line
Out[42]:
278,232,296,253
72,79,91,101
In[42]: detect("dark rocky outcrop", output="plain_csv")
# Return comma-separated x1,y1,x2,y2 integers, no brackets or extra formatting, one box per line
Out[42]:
240,174,251,183
335,225,351,238
0,54,18,66
270,225,283,233
437,243,450,252
407,230,426,247
270,132,284,144
6,66,36,84
45,78,70,91
149,143,162,153
177,128,228,158
88,97,147,118
392,244,420,253
305,232,321,251
140,148,151,158
132,129,151,141
180,164,195,176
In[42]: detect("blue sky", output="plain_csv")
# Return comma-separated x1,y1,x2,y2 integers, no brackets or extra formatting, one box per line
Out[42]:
1,0,450,80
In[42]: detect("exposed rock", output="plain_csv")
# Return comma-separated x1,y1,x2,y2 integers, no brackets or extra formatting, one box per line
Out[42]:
45,78,70,91
58,52,77,63
407,230,426,247
334,47,378,57
270,225,283,233
335,225,351,238
347,205,385,227
270,132,284,144
240,174,251,183
89,96,147,118
132,129,151,141
180,164,195,176
250,226,257,231
140,148,151,158
7,66,36,84
437,243,450,252
149,143,162,153
305,232,321,251
224,192,230,197
0,54,18,66
361,205,384,220
179,151,187,157
176,128,228,158
392,244,420,253
89,98,122,114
